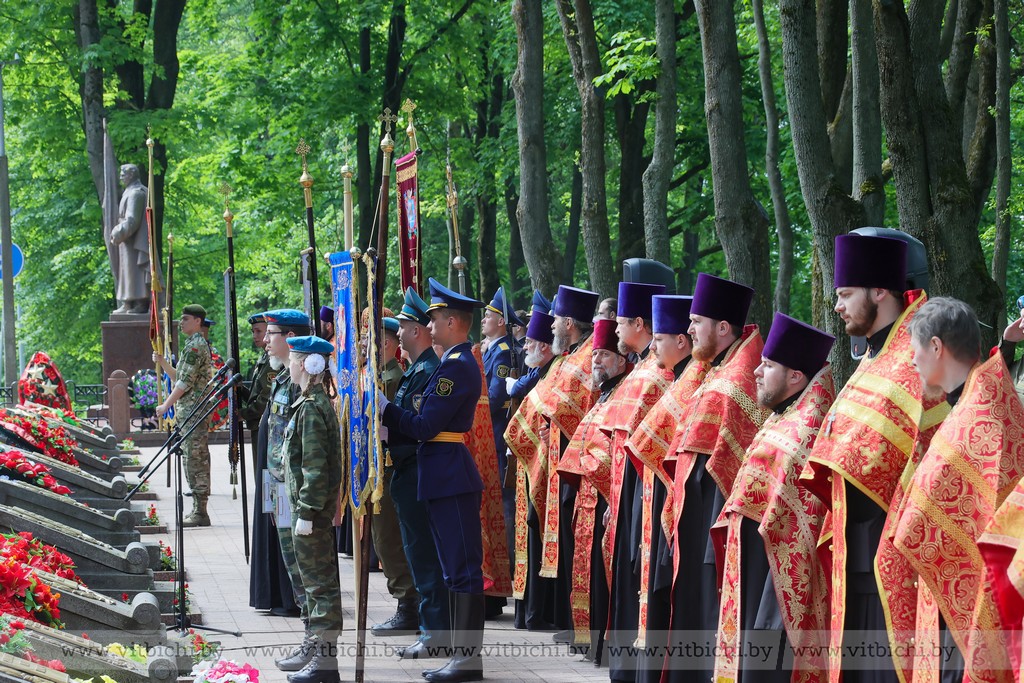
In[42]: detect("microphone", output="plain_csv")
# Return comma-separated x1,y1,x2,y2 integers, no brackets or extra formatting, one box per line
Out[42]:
214,358,236,381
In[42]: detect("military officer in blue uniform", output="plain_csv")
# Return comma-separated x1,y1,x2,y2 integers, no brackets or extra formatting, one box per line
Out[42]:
387,287,450,661
379,277,486,683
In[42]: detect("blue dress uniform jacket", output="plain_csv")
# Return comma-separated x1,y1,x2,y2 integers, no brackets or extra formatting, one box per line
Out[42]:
383,340,485,594
382,341,484,501
483,337,515,471
509,366,541,400
389,348,440,469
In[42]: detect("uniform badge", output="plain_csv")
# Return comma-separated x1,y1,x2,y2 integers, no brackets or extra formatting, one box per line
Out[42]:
436,378,454,396
185,349,199,364
497,364,510,379
268,372,277,383
412,394,423,412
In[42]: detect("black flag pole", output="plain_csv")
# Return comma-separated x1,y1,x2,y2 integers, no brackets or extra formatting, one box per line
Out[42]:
221,184,250,563
296,139,321,337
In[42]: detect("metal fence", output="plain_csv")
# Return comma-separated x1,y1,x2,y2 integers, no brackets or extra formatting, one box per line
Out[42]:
0,382,108,425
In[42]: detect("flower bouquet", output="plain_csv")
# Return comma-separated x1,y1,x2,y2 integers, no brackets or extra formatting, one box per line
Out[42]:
17,351,74,416
0,409,79,467
0,448,73,495
0,558,63,627
187,628,221,665
192,659,258,683
0,532,82,585
0,614,66,672
158,541,176,571
207,351,229,432
142,505,160,526
130,370,160,431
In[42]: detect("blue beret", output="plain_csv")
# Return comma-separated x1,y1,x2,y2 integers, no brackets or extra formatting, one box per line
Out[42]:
263,309,310,328
396,287,431,326
286,335,334,355
247,313,267,325
427,277,484,312
383,317,400,334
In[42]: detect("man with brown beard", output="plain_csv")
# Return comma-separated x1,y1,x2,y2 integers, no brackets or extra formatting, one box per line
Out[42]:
662,273,768,683
800,234,948,682
709,313,835,683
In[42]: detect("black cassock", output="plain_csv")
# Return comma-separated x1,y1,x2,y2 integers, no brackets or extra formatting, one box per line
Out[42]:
607,460,642,682
248,408,299,611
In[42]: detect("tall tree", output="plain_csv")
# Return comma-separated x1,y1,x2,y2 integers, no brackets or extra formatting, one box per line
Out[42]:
990,0,1011,310
641,0,676,266
511,0,563,296
555,0,616,296
692,0,772,328
873,0,1002,336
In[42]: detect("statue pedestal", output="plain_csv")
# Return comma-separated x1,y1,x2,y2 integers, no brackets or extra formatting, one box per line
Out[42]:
101,313,156,385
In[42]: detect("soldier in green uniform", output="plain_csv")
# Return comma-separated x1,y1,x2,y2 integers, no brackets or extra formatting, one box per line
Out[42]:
155,304,214,527
284,335,343,683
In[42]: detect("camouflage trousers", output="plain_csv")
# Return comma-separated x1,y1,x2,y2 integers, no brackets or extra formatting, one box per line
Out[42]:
182,414,211,497
291,513,343,637
276,523,309,619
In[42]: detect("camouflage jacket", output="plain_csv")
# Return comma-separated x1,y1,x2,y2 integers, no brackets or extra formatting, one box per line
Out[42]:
174,332,212,412
241,349,273,427
283,386,342,521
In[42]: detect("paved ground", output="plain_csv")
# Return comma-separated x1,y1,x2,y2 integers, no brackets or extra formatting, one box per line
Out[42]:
141,442,608,683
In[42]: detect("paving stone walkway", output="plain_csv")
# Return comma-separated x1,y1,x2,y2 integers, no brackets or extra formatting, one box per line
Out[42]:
141,442,607,682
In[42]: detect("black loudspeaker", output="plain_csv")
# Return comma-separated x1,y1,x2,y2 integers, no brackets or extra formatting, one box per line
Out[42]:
847,227,929,359
622,258,676,294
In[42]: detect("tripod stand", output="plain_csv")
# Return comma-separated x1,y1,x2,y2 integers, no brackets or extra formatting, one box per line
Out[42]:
126,372,244,639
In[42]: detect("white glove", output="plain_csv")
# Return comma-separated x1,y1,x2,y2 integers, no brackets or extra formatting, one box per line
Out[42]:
376,387,390,413
380,425,389,443
294,518,313,536
505,377,517,395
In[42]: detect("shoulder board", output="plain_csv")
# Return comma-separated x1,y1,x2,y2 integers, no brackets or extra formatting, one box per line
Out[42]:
290,396,308,409
498,342,509,351
447,352,462,360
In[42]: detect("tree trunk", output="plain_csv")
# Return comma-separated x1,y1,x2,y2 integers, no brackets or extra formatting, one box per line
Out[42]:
475,58,503,301
779,0,867,382
943,0,983,143
692,0,772,329
752,0,793,314
850,0,885,225
75,0,105,205
874,0,1002,342
819,0,853,192
555,0,617,296
511,0,563,296
614,93,650,264
641,0,676,266
357,27,373,249
505,183,527,296
563,167,583,286
989,0,1010,315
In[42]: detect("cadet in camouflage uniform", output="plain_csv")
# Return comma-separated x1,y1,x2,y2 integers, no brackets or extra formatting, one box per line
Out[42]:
284,335,343,683
156,304,213,527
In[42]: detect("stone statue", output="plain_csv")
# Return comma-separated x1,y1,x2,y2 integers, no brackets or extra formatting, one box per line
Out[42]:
109,164,152,315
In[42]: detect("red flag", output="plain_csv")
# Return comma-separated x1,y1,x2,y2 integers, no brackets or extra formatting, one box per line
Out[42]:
395,151,420,295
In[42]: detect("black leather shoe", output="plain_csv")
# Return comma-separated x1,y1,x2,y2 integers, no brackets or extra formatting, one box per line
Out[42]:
275,633,315,671
398,639,451,660
371,599,420,636
271,606,302,618
551,629,572,643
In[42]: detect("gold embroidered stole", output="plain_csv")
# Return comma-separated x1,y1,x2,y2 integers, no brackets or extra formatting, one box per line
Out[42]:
800,292,947,683
505,355,565,599
603,354,674,571
536,339,597,577
666,327,769,546
894,355,1024,683
710,366,835,683
560,392,620,646
466,345,511,597
629,360,709,647
978,479,1024,680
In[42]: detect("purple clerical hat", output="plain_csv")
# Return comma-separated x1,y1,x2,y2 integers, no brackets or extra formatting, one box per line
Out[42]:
762,313,835,378
652,296,693,335
592,318,623,355
690,273,753,327
553,285,600,323
526,310,555,345
833,234,908,291
617,282,665,320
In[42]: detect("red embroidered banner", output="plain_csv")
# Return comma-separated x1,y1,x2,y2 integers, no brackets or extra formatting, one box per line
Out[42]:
395,151,421,295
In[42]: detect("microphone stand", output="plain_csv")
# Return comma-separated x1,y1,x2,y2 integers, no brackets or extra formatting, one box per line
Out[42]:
127,361,236,497
163,377,243,637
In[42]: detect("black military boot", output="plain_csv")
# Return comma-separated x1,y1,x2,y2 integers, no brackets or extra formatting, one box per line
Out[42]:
423,592,484,683
371,597,420,636
398,632,452,660
276,625,316,672
286,636,340,683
